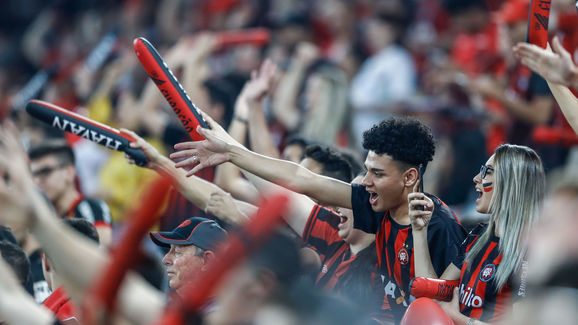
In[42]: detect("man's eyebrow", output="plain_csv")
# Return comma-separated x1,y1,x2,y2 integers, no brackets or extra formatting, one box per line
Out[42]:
368,167,384,172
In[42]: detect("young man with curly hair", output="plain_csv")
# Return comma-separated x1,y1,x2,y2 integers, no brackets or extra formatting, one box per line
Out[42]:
171,116,466,323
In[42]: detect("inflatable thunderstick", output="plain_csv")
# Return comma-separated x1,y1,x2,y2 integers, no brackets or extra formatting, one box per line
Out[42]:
26,100,148,166
133,37,210,141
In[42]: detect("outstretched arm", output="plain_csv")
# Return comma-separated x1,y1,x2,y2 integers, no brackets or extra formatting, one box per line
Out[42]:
545,81,578,135
272,42,319,131
245,59,281,158
121,129,257,217
170,113,352,209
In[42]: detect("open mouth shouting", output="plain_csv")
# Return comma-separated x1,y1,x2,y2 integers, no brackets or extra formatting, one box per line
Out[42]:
475,187,483,203
369,191,379,206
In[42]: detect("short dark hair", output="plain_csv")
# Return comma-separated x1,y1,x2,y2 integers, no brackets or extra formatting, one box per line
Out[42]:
285,135,310,150
338,149,365,178
28,140,75,166
304,144,353,182
362,117,435,171
0,226,17,245
0,241,30,285
63,218,100,244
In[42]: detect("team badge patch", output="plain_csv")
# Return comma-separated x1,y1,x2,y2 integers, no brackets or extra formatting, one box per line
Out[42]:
480,264,496,282
177,219,192,228
397,247,409,265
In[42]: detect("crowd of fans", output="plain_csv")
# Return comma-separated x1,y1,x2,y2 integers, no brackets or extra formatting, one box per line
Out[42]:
0,0,578,324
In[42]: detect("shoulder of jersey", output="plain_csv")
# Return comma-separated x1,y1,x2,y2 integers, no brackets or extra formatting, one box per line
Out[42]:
427,194,458,223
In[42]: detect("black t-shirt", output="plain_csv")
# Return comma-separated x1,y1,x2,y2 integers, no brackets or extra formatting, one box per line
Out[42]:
454,224,527,322
352,183,466,323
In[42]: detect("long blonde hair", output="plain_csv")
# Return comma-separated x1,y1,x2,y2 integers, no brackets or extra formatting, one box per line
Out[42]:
465,144,545,290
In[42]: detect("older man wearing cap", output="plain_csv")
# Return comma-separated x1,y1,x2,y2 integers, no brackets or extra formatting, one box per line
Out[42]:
150,217,227,296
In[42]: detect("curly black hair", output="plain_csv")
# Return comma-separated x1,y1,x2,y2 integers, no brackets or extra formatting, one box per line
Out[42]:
362,117,435,169
304,144,353,183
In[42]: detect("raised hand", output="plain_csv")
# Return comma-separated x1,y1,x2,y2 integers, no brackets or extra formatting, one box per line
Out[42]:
408,180,434,232
513,36,578,87
243,58,278,104
170,112,242,176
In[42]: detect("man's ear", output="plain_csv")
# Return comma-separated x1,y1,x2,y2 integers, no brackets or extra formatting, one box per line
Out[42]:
404,167,419,188
201,250,216,271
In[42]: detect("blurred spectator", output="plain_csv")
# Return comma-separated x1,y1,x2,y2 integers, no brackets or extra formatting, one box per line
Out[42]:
150,217,227,297
28,140,113,246
349,7,416,147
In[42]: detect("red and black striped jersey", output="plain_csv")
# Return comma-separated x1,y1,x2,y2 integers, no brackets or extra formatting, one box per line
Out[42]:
302,204,382,313
454,224,527,322
65,195,112,228
351,184,466,323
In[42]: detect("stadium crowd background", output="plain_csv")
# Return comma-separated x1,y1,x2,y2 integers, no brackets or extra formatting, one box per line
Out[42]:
0,0,578,324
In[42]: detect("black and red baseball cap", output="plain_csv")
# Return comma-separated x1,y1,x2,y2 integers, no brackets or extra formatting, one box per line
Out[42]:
149,217,227,251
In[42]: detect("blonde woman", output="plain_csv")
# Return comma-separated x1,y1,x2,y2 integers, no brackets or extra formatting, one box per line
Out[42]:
408,144,545,324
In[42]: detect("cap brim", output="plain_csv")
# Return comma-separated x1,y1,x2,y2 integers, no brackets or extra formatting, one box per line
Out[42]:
149,231,192,247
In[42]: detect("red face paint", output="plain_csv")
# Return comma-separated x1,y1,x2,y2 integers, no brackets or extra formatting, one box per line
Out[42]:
482,182,493,192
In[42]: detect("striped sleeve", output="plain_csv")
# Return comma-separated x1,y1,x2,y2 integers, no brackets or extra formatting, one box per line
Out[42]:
302,204,342,258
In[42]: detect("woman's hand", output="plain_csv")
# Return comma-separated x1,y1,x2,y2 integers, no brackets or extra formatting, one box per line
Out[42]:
170,112,242,176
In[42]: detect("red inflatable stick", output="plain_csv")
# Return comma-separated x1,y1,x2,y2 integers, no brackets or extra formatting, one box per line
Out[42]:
216,28,270,48
527,0,551,48
26,99,148,166
133,37,210,141
410,277,460,301
82,176,172,325
156,193,289,324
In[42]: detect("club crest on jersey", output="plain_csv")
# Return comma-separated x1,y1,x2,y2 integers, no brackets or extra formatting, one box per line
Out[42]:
480,264,496,282
397,248,409,265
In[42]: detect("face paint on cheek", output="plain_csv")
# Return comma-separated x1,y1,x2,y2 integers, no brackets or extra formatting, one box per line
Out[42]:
482,182,493,193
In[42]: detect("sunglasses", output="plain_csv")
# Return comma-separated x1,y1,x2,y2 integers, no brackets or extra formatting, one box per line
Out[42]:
479,165,494,179
32,164,67,178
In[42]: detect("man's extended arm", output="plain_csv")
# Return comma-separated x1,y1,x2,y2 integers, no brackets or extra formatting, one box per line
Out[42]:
170,114,353,209
121,129,257,217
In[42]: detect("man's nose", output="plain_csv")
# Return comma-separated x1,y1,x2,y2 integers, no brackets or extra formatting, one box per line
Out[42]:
162,253,172,266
